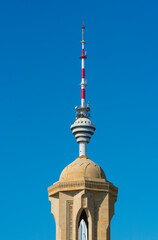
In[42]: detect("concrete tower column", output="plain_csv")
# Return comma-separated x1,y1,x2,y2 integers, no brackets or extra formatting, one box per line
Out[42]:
79,142,87,156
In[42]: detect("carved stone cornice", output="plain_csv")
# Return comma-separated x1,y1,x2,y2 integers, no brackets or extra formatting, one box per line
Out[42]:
48,179,118,198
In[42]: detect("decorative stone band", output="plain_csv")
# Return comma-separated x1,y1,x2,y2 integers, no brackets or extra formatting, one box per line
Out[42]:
48,179,118,199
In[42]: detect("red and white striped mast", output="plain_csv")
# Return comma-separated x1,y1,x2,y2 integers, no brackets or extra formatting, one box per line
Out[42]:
71,23,96,157
80,22,87,108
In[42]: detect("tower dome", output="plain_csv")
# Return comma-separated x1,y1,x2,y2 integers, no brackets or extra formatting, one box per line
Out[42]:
59,156,106,181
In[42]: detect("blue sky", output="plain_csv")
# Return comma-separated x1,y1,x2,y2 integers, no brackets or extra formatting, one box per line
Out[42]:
0,0,158,240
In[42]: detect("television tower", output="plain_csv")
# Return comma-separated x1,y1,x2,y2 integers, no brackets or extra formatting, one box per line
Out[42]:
48,24,118,240
71,22,96,157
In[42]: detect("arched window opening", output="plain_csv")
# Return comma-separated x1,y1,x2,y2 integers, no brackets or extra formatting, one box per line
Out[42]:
78,210,88,240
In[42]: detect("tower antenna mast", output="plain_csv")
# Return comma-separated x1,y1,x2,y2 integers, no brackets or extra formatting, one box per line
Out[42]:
80,21,87,108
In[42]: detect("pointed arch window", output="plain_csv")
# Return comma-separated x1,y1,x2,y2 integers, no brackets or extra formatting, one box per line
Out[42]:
78,210,88,240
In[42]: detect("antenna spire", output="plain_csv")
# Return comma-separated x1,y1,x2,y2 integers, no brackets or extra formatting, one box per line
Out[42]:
80,21,87,108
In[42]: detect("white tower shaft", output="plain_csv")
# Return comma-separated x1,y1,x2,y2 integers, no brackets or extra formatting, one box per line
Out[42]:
79,142,87,156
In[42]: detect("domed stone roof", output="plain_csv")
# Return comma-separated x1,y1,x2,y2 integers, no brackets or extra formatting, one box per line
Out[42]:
59,156,106,181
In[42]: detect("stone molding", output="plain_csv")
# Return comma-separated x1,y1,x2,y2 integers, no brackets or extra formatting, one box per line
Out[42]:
48,179,118,198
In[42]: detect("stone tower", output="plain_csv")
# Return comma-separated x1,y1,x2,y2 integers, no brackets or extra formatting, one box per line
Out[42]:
48,23,118,240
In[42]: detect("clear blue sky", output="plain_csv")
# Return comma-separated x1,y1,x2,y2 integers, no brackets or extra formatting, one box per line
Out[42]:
0,0,158,240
